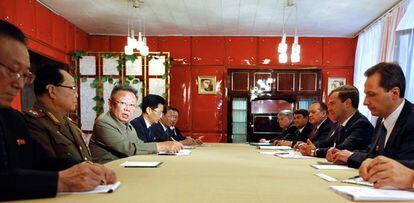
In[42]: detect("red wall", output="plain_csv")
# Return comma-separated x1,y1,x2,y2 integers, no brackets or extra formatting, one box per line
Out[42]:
1,0,89,110
88,35,356,142
2,1,356,141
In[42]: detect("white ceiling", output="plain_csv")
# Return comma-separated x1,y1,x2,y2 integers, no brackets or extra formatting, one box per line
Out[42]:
39,0,401,37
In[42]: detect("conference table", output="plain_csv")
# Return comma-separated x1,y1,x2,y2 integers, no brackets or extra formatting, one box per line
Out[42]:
19,143,377,202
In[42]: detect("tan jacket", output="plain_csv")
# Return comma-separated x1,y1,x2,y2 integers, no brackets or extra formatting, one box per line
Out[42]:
89,111,157,164
23,102,91,170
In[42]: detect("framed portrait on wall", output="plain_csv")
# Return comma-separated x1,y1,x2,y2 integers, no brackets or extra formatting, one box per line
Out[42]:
328,77,346,95
198,76,216,94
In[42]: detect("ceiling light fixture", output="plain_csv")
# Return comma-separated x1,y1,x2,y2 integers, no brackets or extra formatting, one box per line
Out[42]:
277,0,301,64
124,0,149,56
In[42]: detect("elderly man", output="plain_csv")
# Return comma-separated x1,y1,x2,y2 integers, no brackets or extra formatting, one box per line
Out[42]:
346,62,414,169
152,107,203,145
90,86,182,163
298,85,373,159
23,66,91,170
0,20,115,201
276,109,312,147
259,110,298,145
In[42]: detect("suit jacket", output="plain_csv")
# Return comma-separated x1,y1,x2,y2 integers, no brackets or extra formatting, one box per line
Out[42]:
315,111,374,158
23,102,91,170
348,100,414,169
130,115,156,143
90,112,157,164
170,126,186,141
312,118,334,145
151,122,170,142
295,122,313,145
270,123,299,143
0,108,58,201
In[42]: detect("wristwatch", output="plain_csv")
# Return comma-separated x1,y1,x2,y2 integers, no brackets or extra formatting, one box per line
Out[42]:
311,149,316,157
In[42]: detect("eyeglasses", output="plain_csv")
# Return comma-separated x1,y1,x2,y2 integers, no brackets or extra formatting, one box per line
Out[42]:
56,84,77,91
167,115,178,119
0,61,34,84
152,109,164,116
110,99,137,109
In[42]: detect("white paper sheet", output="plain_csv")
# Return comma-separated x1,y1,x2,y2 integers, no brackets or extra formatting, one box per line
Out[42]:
311,164,353,170
330,186,414,201
59,181,121,195
79,56,96,75
276,153,314,159
258,146,292,150
148,78,165,97
120,161,162,168
158,149,191,156
342,177,374,187
148,56,165,76
259,150,290,155
103,57,119,75
125,57,142,76
80,78,96,131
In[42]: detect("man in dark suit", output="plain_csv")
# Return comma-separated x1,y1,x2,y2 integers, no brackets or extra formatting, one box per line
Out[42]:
131,94,166,142
295,101,333,150
152,107,202,145
276,109,312,147
299,85,374,159
0,20,115,201
259,110,298,145
345,62,414,169
131,95,183,151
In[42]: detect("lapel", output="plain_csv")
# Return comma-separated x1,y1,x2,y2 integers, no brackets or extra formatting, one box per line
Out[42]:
383,100,411,154
341,111,360,140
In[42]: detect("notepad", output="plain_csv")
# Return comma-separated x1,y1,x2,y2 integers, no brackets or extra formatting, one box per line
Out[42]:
258,146,292,150
58,181,121,195
330,186,414,201
275,153,314,159
259,150,290,155
120,161,162,168
311,164,352,170
158,149,191,156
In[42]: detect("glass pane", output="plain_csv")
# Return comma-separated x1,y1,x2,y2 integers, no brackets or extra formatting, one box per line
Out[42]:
232,123,247,134
232,110,247,122
233,134,247,143
299,98,315,109
232,98,247,110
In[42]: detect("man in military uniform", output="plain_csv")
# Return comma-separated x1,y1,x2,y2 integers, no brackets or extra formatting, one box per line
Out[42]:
23,65,91,170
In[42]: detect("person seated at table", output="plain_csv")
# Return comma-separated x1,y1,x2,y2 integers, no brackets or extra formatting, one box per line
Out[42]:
294,102,333,149
359,156,414,189
331,62,414,168
275,109,312,147
0,20,116,201
259,110,298,145
23,65,92,171
89,86,182,163
151,107,203,145
298,85,373,158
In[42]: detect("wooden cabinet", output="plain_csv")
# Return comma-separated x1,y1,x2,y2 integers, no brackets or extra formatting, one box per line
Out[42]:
228,68,322,142
0,0,16,23
299,72,318,92
52,14,67,52
277,72,295,92
231,72,249,92
15,0,36,37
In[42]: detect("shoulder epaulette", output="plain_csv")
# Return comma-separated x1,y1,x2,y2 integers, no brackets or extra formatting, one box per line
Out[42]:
46,111,61,125
23,107,46,118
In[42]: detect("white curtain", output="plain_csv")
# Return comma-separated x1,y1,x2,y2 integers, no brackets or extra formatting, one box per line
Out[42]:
353,23,383,122
354,0,411,123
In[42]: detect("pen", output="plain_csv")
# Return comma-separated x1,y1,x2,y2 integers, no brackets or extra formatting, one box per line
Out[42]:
170,136,177,142
348,175,360,179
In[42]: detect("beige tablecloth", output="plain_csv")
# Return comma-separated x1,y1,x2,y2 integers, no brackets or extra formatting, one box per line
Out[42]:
17,143,388,203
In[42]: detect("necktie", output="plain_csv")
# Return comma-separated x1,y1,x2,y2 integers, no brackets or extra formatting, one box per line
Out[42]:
309,126,318,141
0,120,9,170
376,122,387,154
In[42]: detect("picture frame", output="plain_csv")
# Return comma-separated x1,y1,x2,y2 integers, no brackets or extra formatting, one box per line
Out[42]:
327,77,347,95
198,76,216,94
